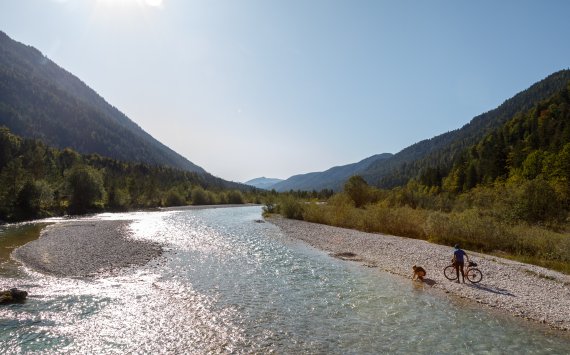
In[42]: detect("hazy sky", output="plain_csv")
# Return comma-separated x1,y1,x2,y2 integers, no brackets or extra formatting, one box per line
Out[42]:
1,1,569,182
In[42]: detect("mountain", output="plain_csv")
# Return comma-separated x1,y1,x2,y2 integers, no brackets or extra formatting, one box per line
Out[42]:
272,153,393,192
244,177,284,190
442,80,570,193
360,69,570,188
272,69,570,192
0,31,205,173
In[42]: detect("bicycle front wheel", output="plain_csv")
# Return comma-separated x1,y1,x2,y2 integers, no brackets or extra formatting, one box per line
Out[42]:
443,265,457,280
467,268,483,283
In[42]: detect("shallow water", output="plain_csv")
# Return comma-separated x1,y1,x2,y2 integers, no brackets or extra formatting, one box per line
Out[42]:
1,206,569,353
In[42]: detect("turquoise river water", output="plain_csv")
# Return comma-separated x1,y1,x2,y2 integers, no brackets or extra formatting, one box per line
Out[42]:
1,206,569,353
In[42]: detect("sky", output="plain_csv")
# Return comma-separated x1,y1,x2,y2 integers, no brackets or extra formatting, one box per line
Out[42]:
1,0,569,182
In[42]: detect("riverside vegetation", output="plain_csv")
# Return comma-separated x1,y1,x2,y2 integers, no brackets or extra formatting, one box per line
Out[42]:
0,126,264,222
267,83,570,275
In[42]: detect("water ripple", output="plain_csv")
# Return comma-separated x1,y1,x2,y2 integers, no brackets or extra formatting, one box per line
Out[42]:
1,206,569,353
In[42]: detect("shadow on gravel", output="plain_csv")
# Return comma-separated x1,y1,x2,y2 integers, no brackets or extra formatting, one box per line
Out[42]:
467,283,515,297
331,252,363,262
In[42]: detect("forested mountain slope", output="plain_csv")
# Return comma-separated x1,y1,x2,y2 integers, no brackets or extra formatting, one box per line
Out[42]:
0,31,205,173
442,81,570,197
272,153,393,192
361,69,570,188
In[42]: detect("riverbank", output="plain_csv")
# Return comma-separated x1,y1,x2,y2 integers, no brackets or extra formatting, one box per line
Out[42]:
12,220,162,277
269,216,570,331
159,203,261,211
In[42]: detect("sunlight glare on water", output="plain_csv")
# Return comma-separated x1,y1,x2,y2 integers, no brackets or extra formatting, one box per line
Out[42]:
1,206,570,353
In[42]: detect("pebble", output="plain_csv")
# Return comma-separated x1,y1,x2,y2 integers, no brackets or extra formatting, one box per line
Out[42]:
269,216,570,332
12,220,162,277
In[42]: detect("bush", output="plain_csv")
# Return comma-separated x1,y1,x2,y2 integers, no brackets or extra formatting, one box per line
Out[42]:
227,190,245,204
344,175,370,208
107,186,130,211
164,188,186,207
191,186,210,205
512,179,564,224
279,195,304,220
262,196,278,215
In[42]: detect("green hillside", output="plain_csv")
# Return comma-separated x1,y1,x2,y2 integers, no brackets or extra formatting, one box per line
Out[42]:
0,31,205,173
442,83,570,194
362,69,570,189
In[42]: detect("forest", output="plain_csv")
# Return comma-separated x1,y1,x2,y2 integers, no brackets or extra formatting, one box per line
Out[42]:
0,126,261,222
268,82,570,274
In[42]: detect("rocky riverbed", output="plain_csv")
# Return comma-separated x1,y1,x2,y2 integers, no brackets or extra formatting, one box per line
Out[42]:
269,217,570,332
12,220,162,277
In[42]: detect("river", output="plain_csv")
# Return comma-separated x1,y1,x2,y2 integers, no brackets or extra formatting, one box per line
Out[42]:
1,206,569,353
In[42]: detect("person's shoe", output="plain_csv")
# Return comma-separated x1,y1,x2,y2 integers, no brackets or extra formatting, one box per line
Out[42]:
456,280,460,284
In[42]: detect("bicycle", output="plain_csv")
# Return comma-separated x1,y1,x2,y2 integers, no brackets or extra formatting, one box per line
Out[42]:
444,261,483,283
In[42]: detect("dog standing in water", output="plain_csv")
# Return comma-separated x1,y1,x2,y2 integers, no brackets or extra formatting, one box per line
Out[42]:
412,265,426,281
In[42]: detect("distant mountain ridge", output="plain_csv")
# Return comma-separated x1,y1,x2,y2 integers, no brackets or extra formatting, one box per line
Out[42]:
272,153,393,192
361,69,570,188
0,31,205,173
244,177,284,190
272,69,570,192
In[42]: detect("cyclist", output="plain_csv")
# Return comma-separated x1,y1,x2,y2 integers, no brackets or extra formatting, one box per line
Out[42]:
452,244,470,283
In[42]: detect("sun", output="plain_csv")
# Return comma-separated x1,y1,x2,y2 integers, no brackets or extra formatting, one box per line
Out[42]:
144,0,163,7
96,0,164,8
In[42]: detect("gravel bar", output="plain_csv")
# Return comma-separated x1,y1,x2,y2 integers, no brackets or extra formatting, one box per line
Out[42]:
12,220,162,277
269,217,570,331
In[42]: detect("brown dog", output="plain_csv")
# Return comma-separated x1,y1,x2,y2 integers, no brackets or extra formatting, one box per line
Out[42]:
412,265,426,281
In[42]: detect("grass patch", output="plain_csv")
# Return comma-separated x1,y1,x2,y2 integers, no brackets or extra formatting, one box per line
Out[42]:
301,202,570,275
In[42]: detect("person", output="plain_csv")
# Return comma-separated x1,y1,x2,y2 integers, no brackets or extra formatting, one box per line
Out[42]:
412,265,426,281
452,244,469,283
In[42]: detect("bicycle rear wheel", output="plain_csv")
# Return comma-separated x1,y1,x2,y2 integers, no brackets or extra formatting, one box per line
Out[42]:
466,268,483,283
443,265,457,280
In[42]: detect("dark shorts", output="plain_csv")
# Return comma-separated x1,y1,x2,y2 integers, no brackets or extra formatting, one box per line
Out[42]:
453,260,464,267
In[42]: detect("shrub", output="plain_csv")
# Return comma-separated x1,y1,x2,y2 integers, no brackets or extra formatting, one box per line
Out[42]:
107,186,130,211
279,195,304,220
512,179,563,223
191,186,210,205
344,175,370,208
227,190,245,204
262,196,278,215
164,188,186,207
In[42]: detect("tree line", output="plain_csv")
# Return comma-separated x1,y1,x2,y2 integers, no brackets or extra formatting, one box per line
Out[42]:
0,126,260,222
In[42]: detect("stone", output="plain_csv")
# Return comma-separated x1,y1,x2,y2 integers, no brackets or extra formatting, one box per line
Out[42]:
0,288,28,304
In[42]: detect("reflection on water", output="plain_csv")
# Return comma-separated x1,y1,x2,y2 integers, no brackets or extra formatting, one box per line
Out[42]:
0,223,50,278
1,206,569,353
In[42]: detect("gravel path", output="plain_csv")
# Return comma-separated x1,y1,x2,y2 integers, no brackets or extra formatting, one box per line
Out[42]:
269,217,570,331
12,220,162,277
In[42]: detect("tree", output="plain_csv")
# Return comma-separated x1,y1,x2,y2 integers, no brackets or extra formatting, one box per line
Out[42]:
521,150,545,179
15,180,54,219
164,188,185,207
0,158,25,217
227,190,244,204
67,165,105,214
513,179,562,223
344,175,369,208
191,186,210,205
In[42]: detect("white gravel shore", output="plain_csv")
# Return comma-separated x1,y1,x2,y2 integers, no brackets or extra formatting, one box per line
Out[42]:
269,217,570,332
12,220,162,277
